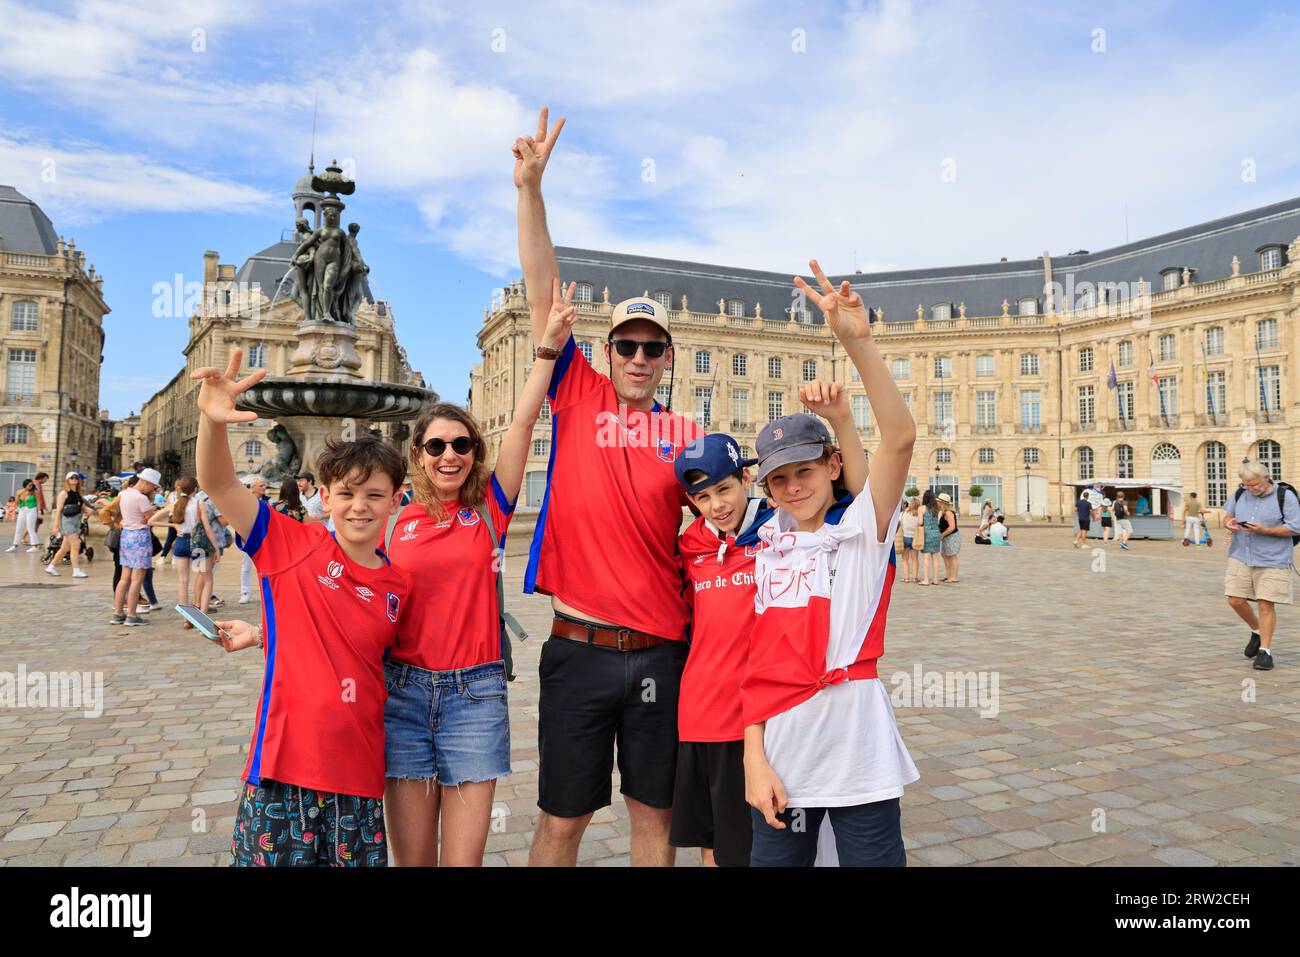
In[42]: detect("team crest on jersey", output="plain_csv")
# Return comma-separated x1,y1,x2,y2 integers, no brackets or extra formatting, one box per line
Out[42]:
399,518,420,542
317,560,344,590
744,542,767,557
656,439,677,463
386,592,400,623
456,508,480,527
355,586,374,603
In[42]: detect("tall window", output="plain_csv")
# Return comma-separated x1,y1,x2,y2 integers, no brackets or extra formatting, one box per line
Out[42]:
695,350,711,374
1116,444,1134,479
1078,385,1095,426
1206,371,1227,416
934,391,953,427
10,301,37,331
1020,354,1039,376
726,299,745,318
977,447,995,465
539,399,551,422
3,424,29,444
976,355,995,377
802,358,817,382
1258,439,1283,480
1205,441,1227,507
1157,376,1177,417
934,356,952,378
578,341,593,363
247,344,267,368
731,389,749,425
694,387,713,427
653,290,673,309
1204,326,1225,356
936,448,952,464
573,282,594,303
1018,297,1038,316
1079,347,1094,372
851,395,871,430
1158,333,1176,361
976,391,996,429
1117,381,1135,421
1078,446,1094,481
1256,318,1278,349
931,303,952,321
1259,365,1281,411
767,391,784,420
6,349,36,397
732,354,748,377
891,358,910,379
767,356,782,379
1117,340,1133,366
1261,247,1283,271
1020,390,1041,429
1162,270,1181,291
655,384,672,406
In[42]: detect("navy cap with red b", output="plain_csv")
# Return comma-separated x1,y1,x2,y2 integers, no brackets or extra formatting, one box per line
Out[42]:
674,434,757,495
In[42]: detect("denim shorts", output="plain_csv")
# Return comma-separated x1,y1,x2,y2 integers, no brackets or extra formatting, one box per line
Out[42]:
173,534,192,559
383,658,511,786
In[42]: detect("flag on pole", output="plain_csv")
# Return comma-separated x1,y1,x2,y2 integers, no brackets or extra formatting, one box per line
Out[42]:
1255,335,1269,416
1200,339,1215,417
1107,361,1118,390
1150,350,1165,420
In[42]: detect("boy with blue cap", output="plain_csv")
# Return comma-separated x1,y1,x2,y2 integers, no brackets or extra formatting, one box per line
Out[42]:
669,382,865,866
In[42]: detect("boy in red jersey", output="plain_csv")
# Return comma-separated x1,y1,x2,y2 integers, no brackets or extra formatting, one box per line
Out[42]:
192,348,412,867
670,384,866,867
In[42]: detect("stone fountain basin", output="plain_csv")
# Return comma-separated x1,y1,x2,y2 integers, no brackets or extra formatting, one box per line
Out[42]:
238,376,434,422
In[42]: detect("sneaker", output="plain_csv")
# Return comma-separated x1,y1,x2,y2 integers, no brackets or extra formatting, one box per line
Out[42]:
124,615,146,627
4,545,15,552
1245,632,1261,658
239,593,251,604
26,546,38,553
1120,542,1129,550
108,613,126,625
1253,649,1275,670
44,564,59,576
72,568,88,579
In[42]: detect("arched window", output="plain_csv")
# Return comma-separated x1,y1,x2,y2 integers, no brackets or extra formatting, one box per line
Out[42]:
10,301,38,331
931,302,952,322
1018,297,1038,316
1205,441,1227,507
573,282,594,303
1078,446,1094,481
1115,444,1134,479
243,440,263,459
1257,439,1282,481
3,424,29,444
726,298,745,318
1260,246,1284,271
653,290,673,309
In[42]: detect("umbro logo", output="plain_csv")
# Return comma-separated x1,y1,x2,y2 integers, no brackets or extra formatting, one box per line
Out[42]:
355,586,374,603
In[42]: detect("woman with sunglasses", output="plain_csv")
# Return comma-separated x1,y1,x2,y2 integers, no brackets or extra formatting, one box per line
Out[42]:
381,279,577,867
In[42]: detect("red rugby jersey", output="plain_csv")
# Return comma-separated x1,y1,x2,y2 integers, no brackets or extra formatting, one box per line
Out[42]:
524,335,703,639
236,500,412,799
386,474,515,671
678,499,773,741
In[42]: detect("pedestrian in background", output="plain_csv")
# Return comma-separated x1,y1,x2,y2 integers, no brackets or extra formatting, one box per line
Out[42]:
920,489,942,585
938,492,960,583
899,499,919,582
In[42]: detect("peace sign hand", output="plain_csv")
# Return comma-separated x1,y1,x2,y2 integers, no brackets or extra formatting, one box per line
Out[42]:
800,379,850,422
541,277,578,351
190,347,266,424
793,259,873,341
513,105,566,190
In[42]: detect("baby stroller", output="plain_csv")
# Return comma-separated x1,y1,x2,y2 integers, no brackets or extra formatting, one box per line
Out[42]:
42,516,95,565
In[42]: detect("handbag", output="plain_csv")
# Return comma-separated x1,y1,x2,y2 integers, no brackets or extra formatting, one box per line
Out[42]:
106,526,121,550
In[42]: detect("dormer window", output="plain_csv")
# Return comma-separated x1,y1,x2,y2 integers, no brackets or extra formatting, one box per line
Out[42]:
573,282,594,303
1160,268,1182,291
1017,297,1038,316
653,290,673,309
1258,245,1285,271
726,298,745,318
931,302,952,322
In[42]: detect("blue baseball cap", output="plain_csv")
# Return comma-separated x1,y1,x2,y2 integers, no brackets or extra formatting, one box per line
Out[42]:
674,434,756,495
755,414,833,483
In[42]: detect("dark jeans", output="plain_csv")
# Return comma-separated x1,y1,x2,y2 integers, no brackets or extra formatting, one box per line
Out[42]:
750,798,906,867
160,525,177,557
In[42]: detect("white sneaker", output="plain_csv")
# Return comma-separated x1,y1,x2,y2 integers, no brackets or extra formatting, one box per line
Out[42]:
4,545,16,552
239,593,251,604
26,546,38,553
72,568,88,579
148,603,164,611
44,564,59,576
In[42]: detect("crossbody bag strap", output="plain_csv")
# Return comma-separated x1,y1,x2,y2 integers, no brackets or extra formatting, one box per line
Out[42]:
477,504,527,683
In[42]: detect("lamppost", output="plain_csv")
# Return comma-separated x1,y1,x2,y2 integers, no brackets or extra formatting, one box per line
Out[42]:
1024,461,1031,516
934,463,941,498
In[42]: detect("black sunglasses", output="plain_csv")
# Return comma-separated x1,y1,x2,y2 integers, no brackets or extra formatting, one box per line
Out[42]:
608,338,669,359
417,436,475,457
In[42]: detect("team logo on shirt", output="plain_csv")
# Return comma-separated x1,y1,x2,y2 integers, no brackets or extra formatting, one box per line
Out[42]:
317,560,345,590
744,542,767,557
386,592,400,623
355,586,374,603
456,508,480,527
694,554,707,565
399,519,420,542
656,439,677,463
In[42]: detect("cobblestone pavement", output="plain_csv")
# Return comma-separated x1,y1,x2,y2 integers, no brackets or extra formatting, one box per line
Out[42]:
0,524,1297,866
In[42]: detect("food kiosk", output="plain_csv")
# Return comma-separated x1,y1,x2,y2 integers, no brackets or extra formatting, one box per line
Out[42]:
1070,478,1179,540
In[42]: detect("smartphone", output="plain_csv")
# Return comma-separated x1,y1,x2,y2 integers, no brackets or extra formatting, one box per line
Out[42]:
175,604,227,642
1240,521,1258,529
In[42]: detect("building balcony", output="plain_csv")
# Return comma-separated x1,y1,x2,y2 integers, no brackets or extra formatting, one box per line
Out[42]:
1111,417,1138,431
3,393,39,408
1198,413,1231,428
1017,424,1044,434
1073,421,1097,433
973,424,999,435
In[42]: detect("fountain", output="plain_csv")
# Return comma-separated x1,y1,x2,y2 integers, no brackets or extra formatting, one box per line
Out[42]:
236,161,434,472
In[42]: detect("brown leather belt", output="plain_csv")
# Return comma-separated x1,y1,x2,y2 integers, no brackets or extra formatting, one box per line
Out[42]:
550,615,668,652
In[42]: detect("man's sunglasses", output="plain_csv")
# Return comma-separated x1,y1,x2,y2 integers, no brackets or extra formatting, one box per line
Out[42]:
417,436,476,457
609,338,669,360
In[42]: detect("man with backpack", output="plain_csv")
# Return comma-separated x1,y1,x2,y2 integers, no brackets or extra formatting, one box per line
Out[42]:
1224,460,1300,671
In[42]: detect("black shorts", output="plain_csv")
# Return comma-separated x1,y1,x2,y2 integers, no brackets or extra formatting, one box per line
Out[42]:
1101,518,1113,527
1078,517,1091,531
669,740,751,867
537,630,687,818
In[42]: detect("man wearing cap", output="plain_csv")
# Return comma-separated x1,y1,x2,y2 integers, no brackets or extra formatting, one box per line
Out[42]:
296,471,328,524
111,467,162,626
515,107,704,866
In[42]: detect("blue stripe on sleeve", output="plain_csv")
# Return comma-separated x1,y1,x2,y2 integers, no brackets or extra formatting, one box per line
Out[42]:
235,498,271,558
546,335,578,402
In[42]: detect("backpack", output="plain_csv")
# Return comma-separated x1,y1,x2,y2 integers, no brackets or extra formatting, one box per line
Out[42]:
1233,481,1300,546
384,504,528,681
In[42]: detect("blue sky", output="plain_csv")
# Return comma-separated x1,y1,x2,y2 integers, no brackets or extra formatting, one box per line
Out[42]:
2,0,1298,418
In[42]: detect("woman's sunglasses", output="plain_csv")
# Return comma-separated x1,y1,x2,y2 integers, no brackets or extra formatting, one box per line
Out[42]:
609,338,669,360
417,436,476,457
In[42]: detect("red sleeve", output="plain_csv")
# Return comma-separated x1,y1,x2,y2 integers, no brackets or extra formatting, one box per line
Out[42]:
235,499,319,576
547,335,603,412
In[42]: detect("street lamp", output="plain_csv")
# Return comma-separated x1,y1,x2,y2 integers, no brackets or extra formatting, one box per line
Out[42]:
934,463,940,498
1024,461,1031,516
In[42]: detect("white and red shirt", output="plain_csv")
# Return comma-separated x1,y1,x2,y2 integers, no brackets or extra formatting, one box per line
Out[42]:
236,499,412,799
678,499,772,742
743,484,918,807
387,475,515,672
525,335,703,639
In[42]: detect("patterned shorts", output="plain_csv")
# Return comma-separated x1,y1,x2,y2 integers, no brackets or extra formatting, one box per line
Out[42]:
230,779,387,867
119,528,153,569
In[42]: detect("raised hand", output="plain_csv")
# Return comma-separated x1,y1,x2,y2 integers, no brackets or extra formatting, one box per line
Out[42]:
800,379,850,422
513,105,566,191
190,347,266,424
541,277,577,351
793,259,873,341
